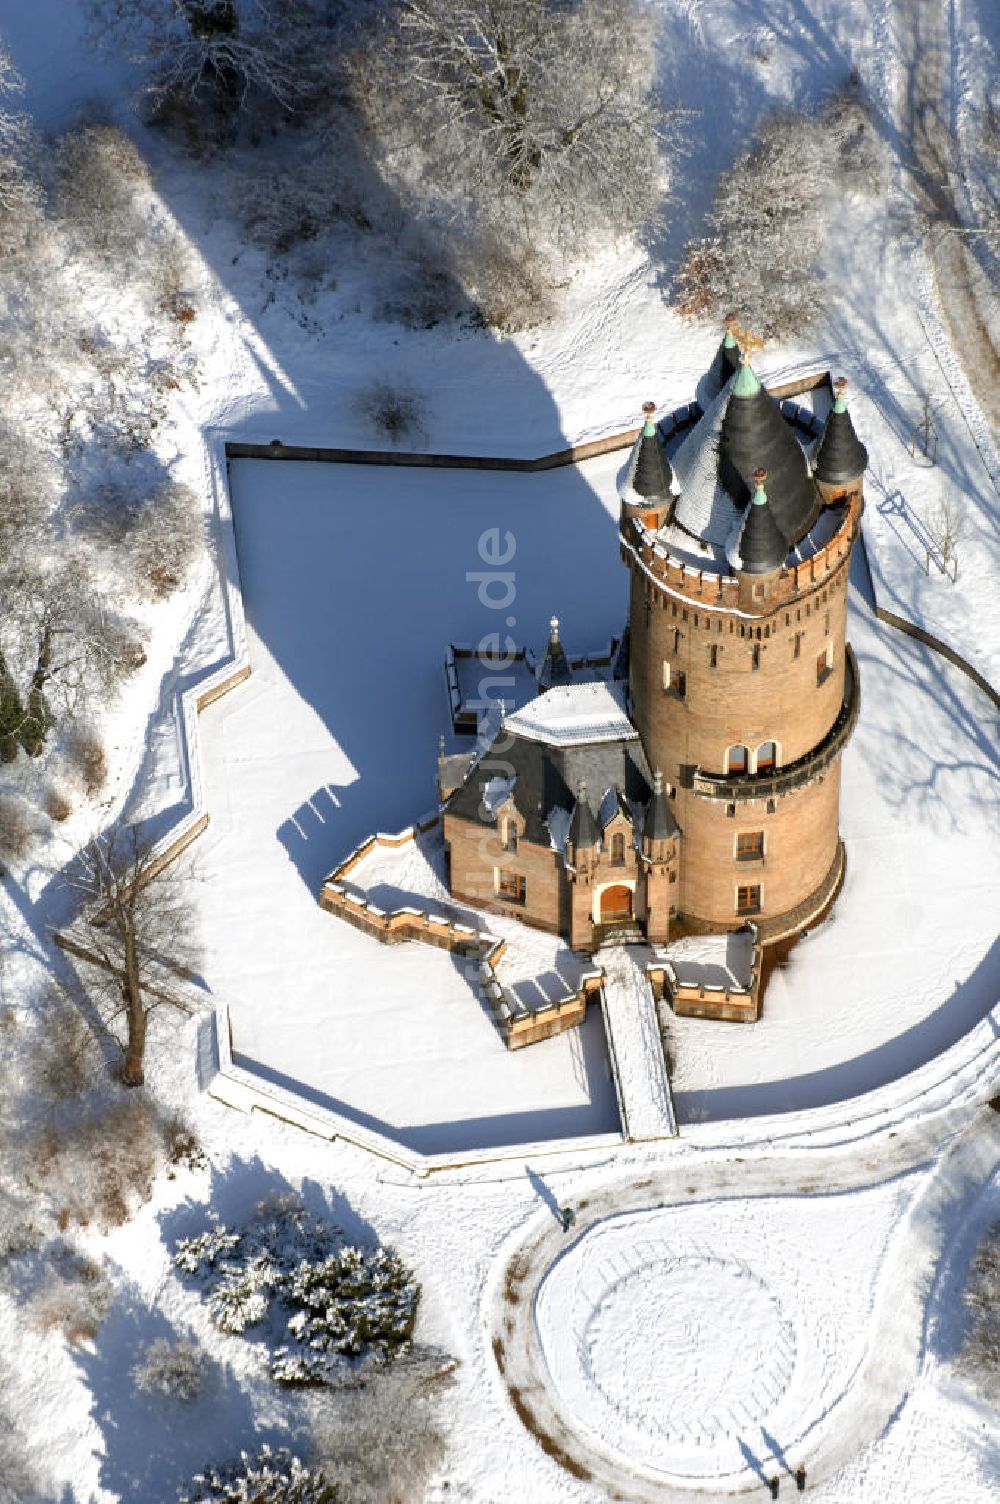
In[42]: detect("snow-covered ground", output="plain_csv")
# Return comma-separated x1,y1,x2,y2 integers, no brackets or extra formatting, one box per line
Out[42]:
194,451,998,1137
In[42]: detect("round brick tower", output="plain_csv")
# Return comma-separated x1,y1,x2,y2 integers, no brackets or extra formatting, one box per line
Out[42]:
619,356,866,942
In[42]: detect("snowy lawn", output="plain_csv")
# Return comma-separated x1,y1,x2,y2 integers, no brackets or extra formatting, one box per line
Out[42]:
197,454,998,1143
535,1177,915,1486
197,453,629,1154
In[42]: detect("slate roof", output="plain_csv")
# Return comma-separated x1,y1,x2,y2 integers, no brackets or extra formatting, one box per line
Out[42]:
672,360,820,549
813,397,869,485
616,419,678,507
445,720,653,849
737,480,788,574
644,771,678,841
536,618,573,691
697,330,741,406
567,789,601,849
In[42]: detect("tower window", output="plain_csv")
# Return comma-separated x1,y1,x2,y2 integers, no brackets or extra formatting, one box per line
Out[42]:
756,741,777,773
817,643,833,684
751,644,761,670
663,663,686,698
793,632,802,659
709,644,719,669
726,744,749,775
736,884,762,915
610,832,625,866
736,832,765,861
496,870,525,904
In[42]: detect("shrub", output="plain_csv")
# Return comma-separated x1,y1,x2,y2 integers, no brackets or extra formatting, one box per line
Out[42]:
180,1446,336,1504
30,1247,112,1344
132,1336,208,1401
44,785,72,822
351,382,426,446
64,724,107,795
309,1351,455,1504
175,1203,419,1385
957,1219,1000,1402
0,795,39,871
26,1096,167,1230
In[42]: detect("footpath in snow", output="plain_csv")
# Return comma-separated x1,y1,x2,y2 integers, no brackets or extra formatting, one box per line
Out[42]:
599,947,676,1141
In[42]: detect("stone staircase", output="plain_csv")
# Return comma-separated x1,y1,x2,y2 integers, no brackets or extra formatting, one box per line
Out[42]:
594,921,645,949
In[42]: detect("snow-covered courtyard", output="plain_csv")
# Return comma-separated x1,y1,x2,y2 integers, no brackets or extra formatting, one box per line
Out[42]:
193,449,999,1145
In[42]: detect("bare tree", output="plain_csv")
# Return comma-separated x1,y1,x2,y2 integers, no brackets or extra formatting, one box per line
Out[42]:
0,557,146,755
358,0,673,257
64,822,198,1086
87,0,304,119
924,494,963,581
0,45,44,257
677,86,888,336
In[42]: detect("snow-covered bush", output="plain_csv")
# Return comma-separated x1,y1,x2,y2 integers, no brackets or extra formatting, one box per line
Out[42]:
308,1350,455,1504
132,1336,208,1401
351,382,426,446
56,124,152,265
78,477,205,599
180,1446,336,1504
957,1220,1000,1402
175,1204,419,1384
21,985,99,1110
26,1096,168,1230
0,1367,43,1504
677,85,888,336
0,794,40,870
63,724,108,795
30,1246,113,1344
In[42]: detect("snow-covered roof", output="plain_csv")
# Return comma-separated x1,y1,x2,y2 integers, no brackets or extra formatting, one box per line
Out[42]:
545,805,573,855
503,681,636,747
670,382,745,547
481,775,516,816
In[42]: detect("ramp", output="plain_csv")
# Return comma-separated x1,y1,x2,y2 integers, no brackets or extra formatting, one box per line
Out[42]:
600,947,677,1140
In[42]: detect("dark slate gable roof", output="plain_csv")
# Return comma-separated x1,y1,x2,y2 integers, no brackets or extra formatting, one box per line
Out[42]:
814,405,869,486
445,727,653,848
719,381,819,545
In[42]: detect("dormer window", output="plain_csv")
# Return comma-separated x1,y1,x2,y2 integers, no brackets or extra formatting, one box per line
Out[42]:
610,832,625,866
501,817,518,852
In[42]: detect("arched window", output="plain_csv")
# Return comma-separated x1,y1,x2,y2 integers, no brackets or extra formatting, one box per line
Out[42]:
756,741,778,774
610,832,625,866
726,744,749,776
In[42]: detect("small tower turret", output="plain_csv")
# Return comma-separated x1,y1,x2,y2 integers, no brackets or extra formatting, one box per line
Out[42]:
734,467,787,608
537,614,572,691
617,401,676,527
814,377,869,502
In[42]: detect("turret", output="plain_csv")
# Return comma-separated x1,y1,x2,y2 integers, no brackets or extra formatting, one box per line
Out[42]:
617,401,676,527
814,377,869,501
567,780,600,868
733,467,787,608
698,312,742,405
537,614,572,691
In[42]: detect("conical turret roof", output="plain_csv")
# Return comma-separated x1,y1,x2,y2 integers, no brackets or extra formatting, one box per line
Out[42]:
814,378,869,486
736,469,788,575
568,782,600,850
617,403,677,508
697,318,742,405
643,769,677,841
717,359,818,544
537,615,572,692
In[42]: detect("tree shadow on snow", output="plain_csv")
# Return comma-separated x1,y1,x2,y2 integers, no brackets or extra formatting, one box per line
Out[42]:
70,1280,273,1504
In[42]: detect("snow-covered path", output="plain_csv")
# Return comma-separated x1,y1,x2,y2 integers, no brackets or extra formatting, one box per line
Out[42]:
599,947,677,1142
490,1109,1000,1501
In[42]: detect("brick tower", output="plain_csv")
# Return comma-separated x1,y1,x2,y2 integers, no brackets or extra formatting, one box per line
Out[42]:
620,357,867,942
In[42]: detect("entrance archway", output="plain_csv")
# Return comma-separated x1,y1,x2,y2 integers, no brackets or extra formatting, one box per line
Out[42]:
600,885,633,922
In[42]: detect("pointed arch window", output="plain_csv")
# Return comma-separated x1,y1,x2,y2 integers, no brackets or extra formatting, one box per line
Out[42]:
610,832,626,866
502,818,518,852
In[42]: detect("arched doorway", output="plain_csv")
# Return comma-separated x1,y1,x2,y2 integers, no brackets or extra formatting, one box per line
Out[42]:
600,885,633,922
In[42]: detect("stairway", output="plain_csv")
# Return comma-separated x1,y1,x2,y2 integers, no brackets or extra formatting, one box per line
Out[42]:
595,921,645,949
